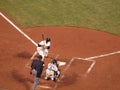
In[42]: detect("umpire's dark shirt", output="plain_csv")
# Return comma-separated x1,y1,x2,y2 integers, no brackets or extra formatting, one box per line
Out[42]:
31,59,44,78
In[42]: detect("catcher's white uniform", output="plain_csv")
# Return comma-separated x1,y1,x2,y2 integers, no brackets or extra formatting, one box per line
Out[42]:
45,63,59,80
45,60,60,81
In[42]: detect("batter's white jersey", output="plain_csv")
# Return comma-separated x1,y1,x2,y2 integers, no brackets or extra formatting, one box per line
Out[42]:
38,40,50,48
37,40,51,59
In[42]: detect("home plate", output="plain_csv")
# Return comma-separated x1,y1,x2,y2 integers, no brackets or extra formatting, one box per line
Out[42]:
57,61,66,66
38,85,52,89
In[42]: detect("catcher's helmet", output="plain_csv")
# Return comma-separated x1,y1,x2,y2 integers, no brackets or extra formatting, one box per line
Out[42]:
52,59,57,64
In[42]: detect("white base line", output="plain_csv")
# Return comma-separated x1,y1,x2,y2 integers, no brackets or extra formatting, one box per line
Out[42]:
84,51,120,60
0,12,37,46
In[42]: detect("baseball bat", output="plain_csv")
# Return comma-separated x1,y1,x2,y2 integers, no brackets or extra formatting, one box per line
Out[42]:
42,33,45,40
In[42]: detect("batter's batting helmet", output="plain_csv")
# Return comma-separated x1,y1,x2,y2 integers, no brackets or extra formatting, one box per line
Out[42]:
46,38,51,42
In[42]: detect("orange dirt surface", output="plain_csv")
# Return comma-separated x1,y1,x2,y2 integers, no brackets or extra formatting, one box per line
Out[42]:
0,14,120,90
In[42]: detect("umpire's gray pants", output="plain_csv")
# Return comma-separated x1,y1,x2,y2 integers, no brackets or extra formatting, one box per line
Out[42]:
31,69,40,90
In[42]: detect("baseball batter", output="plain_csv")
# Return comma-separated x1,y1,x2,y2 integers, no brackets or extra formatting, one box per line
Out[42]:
31,38,51,60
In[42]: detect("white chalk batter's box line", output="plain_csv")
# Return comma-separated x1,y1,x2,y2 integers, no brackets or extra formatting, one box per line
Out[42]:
1,12,120,90
61,57,96,78
57,50,120,79
53,51,120,89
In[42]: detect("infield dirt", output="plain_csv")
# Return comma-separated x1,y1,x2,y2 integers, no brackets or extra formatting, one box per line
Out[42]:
0,14,120,90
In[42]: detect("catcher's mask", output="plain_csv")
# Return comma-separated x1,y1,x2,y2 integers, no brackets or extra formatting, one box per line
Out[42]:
52,59,57,64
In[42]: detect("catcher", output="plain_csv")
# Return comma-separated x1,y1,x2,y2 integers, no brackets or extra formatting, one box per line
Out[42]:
45,59,60,82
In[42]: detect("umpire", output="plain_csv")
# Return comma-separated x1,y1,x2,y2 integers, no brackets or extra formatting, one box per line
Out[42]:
30,55,44,90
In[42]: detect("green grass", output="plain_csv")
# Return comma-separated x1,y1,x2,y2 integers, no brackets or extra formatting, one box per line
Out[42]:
0,0,120,36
